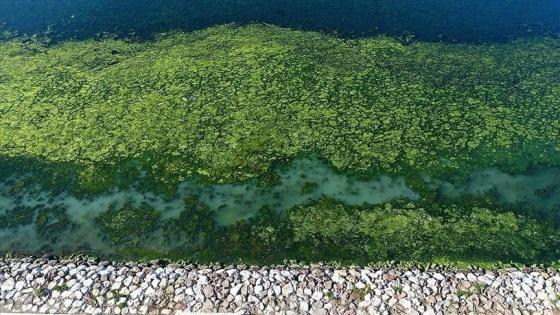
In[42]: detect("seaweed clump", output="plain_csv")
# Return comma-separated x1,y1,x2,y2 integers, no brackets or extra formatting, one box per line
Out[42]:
95,202,160,245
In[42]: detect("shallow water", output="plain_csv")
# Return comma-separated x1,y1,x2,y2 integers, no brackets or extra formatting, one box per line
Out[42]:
1,157,559,254
0,158,418,253
437,168,560,214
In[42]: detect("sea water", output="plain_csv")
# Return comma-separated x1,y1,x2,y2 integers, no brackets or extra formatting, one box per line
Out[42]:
1,0,559,257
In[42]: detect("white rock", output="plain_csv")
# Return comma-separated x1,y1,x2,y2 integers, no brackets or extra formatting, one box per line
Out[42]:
226,269,238,277
139,306,148,314
70,282,82,292
15,280,25,291
230,284,242,296
254,285,263,295
198,275,209,285
312,290,323,300
1,278,15,291
478,275,495,285
356,282,366,289
120,287,130,296
248,295,259,303
282,283,294,295
36,277,46,286
64,299,73,308
372,296,382,307
123,276,133,287
300,301,310,312
96,296,105,306
433,273,445,281
240,270,251,279
144,287,155,297
491,279,503,288
173,293,185,303
273,285,282,296
25,274,34,281
130,288,143,300
455,273,466,280
83,278,94,287
400,300,412,309
151,279,160,288
331,275,345,284
84,305,95,314
521,283,533,294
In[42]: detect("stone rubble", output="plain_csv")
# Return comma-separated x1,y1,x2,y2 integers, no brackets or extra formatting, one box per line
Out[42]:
1,257,559,314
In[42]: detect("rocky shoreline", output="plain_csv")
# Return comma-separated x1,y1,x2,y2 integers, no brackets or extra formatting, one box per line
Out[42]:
1,257,559,314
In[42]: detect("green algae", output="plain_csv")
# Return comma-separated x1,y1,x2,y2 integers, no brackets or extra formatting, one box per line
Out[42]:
0,24,558,195
0,206,35,228
35,205,75,242
94,202,160,245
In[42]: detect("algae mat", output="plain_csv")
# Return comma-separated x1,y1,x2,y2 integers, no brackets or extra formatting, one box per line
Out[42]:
0,24,559,192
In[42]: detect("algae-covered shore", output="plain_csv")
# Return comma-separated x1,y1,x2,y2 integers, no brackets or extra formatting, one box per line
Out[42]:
0,24,559,267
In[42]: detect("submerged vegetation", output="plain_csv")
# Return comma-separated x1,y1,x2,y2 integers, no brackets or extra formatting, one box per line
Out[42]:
95,202,160,245
0,24,559,266
105,196,560,266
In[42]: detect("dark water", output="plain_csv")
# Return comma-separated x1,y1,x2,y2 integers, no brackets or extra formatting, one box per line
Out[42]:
1,0,559,43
